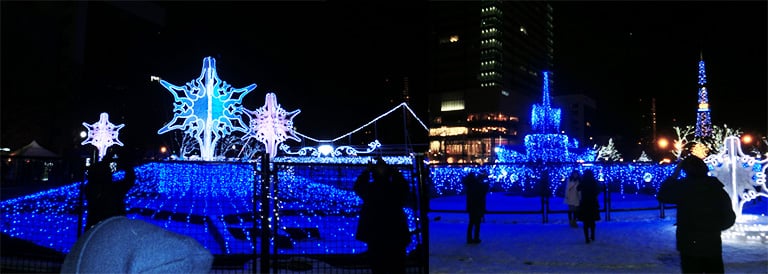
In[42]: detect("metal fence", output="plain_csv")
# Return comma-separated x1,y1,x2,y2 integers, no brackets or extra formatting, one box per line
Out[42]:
1,155,430,273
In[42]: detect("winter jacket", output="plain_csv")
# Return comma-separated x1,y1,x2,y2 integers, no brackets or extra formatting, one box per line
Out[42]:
464,173,489,215
353,166,411,248
657,176,736,257
564,178,580,207
61,216,213,274
577,177,601,222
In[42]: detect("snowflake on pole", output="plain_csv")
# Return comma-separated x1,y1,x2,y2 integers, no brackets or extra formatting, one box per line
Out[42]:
82,112,124,161
157,57,256,161
242,93,301,159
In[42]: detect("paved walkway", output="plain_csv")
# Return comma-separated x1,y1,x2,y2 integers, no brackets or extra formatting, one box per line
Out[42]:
427,210,768,273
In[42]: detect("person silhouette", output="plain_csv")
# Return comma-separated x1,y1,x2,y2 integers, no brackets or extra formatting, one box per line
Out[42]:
564,170,581,228
657,155,736,273
354,157,411,274
577,169,601,244
84,150,137,230
463,171,489,244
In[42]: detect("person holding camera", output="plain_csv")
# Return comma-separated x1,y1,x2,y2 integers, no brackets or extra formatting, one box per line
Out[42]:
657,155,736,273
84,149,137,230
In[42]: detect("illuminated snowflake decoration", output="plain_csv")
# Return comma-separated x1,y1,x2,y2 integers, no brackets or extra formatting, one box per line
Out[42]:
157,57,256,161
242,93,300,159
82,112,124,161
704,136,768,220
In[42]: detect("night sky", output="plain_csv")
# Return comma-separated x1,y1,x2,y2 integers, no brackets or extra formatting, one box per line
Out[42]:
1,1,766,155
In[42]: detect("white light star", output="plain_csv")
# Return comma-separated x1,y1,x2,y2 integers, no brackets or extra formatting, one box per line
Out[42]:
82,112,124,161
242,93,301,159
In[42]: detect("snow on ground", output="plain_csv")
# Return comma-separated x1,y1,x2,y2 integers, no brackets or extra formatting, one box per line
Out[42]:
428,194,768,273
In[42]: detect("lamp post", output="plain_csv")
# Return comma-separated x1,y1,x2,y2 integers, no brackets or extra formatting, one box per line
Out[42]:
656,137,669,163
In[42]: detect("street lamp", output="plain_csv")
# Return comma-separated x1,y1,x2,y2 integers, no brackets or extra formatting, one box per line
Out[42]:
657,138,669,149
741,134,753,145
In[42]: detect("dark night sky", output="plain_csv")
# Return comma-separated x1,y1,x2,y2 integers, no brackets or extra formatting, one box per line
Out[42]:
552,2,767,141
1,1,766,154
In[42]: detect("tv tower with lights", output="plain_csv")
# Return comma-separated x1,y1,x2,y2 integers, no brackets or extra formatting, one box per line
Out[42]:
695,52,712,138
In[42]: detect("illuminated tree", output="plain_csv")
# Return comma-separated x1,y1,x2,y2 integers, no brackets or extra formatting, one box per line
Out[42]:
596,138,621,162
636,150,652,162
672,124,742,159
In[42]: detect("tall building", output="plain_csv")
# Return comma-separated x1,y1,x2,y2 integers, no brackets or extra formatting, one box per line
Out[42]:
427,1,554,163
552,94,597,144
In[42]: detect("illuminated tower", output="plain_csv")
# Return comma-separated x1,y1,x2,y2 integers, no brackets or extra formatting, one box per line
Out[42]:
695,52,712,138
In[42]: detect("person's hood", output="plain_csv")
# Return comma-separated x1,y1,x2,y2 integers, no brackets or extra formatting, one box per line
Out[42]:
61,216,212,273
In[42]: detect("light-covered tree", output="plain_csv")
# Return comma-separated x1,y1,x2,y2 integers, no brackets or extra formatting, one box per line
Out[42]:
597,138,622,162
636,150,652,162
672,124,742,159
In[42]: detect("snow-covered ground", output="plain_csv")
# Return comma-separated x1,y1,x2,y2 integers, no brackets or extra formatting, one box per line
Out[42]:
427,195,768,273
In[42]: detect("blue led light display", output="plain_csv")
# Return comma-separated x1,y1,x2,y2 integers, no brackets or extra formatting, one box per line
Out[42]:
3,155,766,255
530,71,561,134
1,161,419,255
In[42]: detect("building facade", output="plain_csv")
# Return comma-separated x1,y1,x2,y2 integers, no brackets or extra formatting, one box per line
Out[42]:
427,1,554,163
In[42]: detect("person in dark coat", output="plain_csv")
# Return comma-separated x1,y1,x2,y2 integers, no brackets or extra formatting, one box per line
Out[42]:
577,169,601,244
463,171,489,244
354,157,411,274
657,156,736,274
84,151,136,230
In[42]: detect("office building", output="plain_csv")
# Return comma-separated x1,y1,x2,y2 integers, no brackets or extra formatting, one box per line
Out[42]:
427,1,554,163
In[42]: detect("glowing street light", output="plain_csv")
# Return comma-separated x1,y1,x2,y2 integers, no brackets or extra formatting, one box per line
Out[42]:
657,138,669,149
742,134,753,144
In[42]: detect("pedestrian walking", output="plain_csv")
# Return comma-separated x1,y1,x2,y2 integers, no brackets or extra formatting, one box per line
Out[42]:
577,169,601,244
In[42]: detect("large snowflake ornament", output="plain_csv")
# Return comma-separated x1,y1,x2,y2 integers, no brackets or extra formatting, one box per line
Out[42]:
704,136,768,220
157,57,256,161
82,112,124,161
242,93,301,159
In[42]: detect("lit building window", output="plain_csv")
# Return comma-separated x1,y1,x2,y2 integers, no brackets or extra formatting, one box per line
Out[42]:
429,127,469,137
440,99,464,111
450,35,459,43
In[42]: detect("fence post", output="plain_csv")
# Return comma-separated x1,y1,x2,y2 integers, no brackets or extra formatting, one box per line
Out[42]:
414,153,429,274
604,181,611,221
541,194,549,224
259,153,271,274
77,180,85,237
